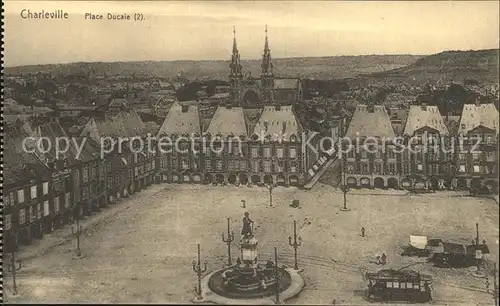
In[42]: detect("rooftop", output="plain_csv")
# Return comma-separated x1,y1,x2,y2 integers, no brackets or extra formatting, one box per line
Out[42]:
345,105,395,139
252,105,301,141
206,106,248,137
458,103,499,135
157,101,201,136
404,105,449,136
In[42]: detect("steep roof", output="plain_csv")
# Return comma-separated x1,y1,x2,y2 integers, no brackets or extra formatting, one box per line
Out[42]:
243,108,264,137
252,105,301,141
3,125,49,186
403,105,449,136
458,103,499,135
157,101,201,136
94,110,147,138
206,106,248,137
273,78,300,90
76,137,101,163
36,120,82,166
345,105,395,139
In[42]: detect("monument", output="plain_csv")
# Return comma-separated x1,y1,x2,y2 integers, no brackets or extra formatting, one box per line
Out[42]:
194,213,305,304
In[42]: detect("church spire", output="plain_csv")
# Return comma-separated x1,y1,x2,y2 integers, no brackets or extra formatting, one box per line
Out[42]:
261,24,273,76
229,26,243,105
230,26,243,78
261,25,274,103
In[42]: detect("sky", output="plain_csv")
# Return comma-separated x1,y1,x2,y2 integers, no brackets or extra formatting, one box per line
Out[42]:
4,1,500,67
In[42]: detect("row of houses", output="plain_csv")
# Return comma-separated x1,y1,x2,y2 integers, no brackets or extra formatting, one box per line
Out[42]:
341,100,499,191
3,110,158,252
155,102,333,187
5,98,497,252
4,101,324,252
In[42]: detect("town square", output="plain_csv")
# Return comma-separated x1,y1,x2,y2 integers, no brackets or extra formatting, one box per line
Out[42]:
4,183,498,304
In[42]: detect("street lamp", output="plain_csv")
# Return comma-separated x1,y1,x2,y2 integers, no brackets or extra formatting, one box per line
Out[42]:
71,217,83,257
476,222,480,244
288,220,302,270
7,250,22,296
265,184,275,207
340,151,350,212
192,244,207,300
493,262,498,306
274,246,280,305
221,218,235,266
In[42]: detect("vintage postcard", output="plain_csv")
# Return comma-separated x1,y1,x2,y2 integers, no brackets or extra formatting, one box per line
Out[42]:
2,1,499,304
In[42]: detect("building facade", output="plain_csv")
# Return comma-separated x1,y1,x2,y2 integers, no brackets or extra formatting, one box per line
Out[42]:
342,102,499,191
157,104,307,186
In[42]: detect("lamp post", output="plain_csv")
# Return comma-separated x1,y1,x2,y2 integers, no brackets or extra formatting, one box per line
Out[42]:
71,217,83,257
493,262,498,306
8,251,22,296
192,244,207,300
266,184,275,207
474,222,482,275
476,222,480,244
288,220,302,270
340,151,350,211
221,218,235,266
274,246,280,305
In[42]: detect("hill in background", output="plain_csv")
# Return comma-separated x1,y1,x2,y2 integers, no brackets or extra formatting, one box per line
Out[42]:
5,50,498,85
361,49,499,85
4,55,422,80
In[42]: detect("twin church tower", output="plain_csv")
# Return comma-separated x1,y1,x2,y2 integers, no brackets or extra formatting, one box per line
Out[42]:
228,26,302,107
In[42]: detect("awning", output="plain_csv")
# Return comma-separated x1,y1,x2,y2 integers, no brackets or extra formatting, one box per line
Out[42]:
409,235,428,249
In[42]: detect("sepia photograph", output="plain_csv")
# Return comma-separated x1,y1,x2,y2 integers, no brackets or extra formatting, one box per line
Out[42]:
2,1,499,304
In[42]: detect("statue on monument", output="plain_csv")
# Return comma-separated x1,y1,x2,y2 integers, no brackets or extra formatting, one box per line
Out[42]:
241,212,254,238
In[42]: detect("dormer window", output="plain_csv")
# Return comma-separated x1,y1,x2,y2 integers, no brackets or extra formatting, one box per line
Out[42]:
181,105,188,113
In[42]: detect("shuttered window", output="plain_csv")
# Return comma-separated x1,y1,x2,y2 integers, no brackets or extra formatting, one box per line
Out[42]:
19,208,26,224
44,200,50,216
31,185,38,199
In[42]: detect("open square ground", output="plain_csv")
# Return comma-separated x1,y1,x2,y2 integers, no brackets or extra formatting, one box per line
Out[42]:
4,184,499,304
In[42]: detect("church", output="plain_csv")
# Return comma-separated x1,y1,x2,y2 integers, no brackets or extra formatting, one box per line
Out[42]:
155,27,321,187
228,26,303,107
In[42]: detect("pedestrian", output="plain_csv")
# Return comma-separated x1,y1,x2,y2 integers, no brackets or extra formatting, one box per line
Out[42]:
380,253,387,265
361,227,365,237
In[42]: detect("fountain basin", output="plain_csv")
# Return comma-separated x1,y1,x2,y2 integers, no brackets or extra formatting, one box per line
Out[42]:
194,264,305,305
